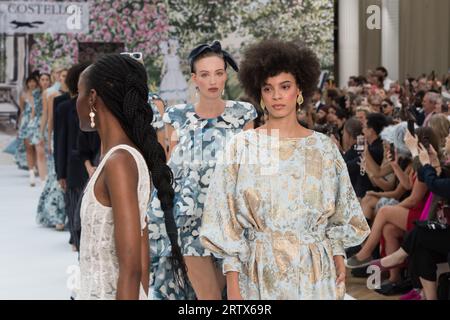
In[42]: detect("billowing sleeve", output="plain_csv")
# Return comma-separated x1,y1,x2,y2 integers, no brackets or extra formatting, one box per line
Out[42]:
162,105,183,130
242,102,258,124
200,135,250,274
326,143,370,257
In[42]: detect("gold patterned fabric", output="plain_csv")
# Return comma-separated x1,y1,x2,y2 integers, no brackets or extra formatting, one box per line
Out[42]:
200,130,370,300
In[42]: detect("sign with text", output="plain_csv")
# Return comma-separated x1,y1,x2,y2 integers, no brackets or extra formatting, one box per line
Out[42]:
0,1,89,34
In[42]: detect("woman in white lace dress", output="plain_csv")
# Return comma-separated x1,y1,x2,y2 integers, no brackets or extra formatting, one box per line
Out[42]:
75,54,186,299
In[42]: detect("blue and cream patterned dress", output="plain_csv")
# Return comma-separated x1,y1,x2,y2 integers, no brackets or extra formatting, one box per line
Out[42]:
17,92,35,141
200,130,370,299
149,93,164,130
28,89,45,145
16,92,35,170
36,145,66,227
148,100,257,299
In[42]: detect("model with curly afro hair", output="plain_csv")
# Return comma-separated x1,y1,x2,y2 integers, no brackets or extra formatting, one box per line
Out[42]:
239,39,320,111
200,39,370,300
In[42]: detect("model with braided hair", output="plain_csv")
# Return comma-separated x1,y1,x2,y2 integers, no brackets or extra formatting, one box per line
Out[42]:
148,41,257,300
75,54,186,300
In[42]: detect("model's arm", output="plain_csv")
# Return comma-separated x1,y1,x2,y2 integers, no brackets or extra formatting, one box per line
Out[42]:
40,91,48,137
104,150,146,300
18,93,25,122
47,93,58,147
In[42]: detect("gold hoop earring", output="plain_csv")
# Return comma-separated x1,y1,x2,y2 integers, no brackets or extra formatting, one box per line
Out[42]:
260,99,266,111
89,104,97,128
297,94,304,106
195,87,199,99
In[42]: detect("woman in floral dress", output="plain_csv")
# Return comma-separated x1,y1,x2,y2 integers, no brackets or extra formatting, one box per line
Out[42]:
35,73,66,230
16,76,39,178
148,41,257,300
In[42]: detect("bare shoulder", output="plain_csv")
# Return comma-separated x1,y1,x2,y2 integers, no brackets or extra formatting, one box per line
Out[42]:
103,148,139,182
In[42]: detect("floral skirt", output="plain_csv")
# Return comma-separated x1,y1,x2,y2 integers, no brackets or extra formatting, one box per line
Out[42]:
36,152,66,227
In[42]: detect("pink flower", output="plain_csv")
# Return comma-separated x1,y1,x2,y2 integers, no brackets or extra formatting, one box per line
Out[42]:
108,18,115,28
124,27,132,37
103,32,112,42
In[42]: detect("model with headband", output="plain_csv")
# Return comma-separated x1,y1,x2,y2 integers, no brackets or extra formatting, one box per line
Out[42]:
147,40,257,300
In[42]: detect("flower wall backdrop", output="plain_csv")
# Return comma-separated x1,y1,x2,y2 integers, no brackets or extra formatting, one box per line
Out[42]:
29,0,169,85
28,0,334,92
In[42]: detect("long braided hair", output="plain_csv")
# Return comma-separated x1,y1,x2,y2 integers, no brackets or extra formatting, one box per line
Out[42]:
83,54,187,287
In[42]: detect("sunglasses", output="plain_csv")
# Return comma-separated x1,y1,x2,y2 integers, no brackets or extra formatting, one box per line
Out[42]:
381,103,389,108
120,52,143,63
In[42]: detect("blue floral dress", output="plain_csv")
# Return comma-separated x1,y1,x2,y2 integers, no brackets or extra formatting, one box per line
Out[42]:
28,89,45,146
36,91,66,227
15,94,35,170
14,139,28,170
17,93,34,141
147,100,257,299
36,145,66,227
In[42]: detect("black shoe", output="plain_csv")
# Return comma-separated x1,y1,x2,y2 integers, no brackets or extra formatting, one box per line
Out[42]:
375,279,413,296
351,266,370,278
345,245,361,258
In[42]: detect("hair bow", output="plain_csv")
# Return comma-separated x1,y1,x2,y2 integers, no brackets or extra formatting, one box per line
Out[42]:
188,40,238,73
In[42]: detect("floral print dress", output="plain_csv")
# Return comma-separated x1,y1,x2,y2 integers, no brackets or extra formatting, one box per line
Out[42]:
35,90,66,227
200,130,370,300
147,100,257,299
16,92,35,170
148,93,164,130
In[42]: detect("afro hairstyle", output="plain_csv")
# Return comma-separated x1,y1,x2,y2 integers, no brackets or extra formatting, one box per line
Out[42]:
238,39,321,105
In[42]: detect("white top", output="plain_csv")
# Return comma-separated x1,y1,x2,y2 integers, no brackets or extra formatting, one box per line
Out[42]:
77,144,150,300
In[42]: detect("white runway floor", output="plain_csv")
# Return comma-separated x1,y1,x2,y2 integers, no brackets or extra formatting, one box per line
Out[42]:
0,134,78,300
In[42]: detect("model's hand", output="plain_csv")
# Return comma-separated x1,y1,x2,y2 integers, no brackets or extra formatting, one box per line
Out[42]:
334,256,346,286
226,272,243,300
59,179,67,192
227,290,244,300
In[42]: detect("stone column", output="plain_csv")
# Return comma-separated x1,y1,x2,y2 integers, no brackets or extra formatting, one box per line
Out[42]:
339,0,360,87
381,0,400,81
